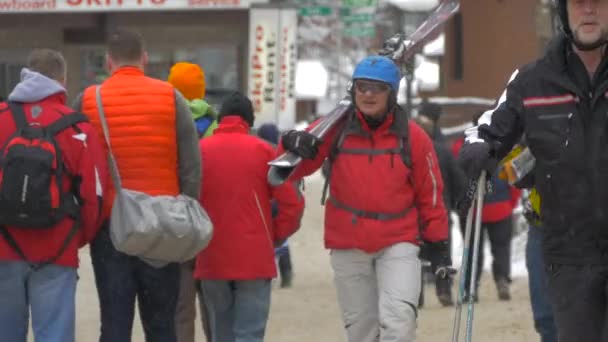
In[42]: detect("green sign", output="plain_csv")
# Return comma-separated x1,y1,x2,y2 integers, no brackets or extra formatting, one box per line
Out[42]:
342,0,376,8
299,6,333,16
341,12,373,23
343,25,376,37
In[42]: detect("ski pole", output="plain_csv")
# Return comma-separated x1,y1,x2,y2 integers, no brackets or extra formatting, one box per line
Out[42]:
451,189,476,342
451,171,487,342
465,171,487,342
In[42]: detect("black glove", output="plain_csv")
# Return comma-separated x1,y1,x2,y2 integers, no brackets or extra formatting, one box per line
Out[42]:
426,240,456,279
281,130,322,160
456,142,497,217
457,141,496,181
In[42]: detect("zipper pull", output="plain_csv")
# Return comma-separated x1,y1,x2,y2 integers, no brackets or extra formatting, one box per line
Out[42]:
565,113,573,147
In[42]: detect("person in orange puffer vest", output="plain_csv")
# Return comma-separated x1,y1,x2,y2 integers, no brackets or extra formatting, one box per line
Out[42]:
73,29,201,342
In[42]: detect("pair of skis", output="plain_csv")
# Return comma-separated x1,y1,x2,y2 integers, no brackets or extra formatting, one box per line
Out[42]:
267,0,461,186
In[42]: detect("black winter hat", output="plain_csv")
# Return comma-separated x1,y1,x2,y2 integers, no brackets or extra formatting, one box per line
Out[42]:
219,91,255,127
418,101,442,123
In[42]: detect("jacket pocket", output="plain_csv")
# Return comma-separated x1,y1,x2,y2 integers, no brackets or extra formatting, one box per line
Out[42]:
527,112,574,164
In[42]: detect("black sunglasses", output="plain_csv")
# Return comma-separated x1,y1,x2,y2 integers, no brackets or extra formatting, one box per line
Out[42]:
354,80,390,94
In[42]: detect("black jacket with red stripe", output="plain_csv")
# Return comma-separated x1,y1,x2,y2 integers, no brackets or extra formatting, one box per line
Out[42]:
466,34,608,264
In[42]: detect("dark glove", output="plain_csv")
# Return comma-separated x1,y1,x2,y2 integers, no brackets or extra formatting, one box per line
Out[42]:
281,130,322,160
457,141,496,181
456,142,497,217
426,240,456,279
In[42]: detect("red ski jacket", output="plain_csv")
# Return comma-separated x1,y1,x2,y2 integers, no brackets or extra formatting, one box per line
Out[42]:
195,116,305,280
280,108,448,253
0,91,107,268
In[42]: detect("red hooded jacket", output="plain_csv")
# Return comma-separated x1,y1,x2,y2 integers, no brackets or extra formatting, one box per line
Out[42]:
0,71,108,268
194,117,304,280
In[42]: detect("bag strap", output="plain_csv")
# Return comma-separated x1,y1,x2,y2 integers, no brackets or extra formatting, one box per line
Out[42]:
46,113,89,136
8,101,28,130
95,86,122,191
0,217,80,271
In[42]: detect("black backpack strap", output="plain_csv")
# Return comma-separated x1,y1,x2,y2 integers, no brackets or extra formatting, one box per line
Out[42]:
0,217,80,271
8,102,28,130
321,127,348,205
46,113,89,136
400,136,412,168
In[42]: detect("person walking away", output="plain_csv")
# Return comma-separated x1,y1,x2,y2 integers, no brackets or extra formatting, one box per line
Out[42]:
0,49,108,342
168,62,218,139
74,29,201,342
195,92,304,342
258,122,297,288
499,145,558,342
414,112,466,307
167,61,217,342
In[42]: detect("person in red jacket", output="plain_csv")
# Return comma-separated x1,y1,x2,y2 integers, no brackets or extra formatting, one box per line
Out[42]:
195,92,304,342
0,49,107,342
279,56,450,342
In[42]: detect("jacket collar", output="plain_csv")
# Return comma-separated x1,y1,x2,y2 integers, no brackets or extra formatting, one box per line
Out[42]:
342,105,409,138
111,66,145,77
215,116,250,134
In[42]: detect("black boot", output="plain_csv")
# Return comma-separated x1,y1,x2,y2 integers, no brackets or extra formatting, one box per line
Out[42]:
278,248,293,288
435,277,454,307
496,277,511,301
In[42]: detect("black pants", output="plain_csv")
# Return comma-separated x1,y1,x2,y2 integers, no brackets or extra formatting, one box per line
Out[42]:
547,264,608,342
91,224,180,342
461,215,513,291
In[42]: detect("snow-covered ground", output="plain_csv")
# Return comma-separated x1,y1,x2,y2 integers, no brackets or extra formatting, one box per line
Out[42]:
63,172,536,342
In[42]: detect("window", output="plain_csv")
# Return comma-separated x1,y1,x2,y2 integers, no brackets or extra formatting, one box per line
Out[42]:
80,45,240,101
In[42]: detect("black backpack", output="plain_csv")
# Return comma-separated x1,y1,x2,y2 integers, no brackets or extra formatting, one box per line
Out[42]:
0,102,88,267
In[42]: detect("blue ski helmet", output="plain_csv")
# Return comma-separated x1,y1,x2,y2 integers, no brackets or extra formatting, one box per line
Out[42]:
352,56,401,92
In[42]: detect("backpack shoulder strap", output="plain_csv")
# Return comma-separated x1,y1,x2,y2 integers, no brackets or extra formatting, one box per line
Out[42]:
46,112,89,136
400,130,412,168
321,122,349,205
8,102,28,130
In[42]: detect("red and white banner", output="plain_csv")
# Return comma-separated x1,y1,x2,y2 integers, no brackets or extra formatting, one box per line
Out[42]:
0,0,263,12
276,9,297,130
248,7,298,129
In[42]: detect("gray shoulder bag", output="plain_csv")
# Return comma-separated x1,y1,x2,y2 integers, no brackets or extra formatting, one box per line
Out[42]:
95,86,213,267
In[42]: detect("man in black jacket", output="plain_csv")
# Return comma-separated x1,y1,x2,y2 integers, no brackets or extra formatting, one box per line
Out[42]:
459,0,608,340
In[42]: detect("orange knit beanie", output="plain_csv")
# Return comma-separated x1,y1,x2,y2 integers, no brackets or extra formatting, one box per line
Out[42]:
168,62,206,100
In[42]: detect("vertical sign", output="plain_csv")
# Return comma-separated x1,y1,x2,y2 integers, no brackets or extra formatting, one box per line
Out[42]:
277,9,297,130
248,8,279,125
248,7,298,129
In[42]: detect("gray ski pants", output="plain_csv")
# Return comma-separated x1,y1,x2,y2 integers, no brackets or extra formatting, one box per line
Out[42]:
331,242,421,342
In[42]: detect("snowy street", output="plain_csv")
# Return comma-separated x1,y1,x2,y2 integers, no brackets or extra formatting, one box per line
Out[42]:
60,172,537,342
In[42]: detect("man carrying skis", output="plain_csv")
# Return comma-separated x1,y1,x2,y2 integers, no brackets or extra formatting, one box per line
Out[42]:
458,0,608,340
279,55,450,342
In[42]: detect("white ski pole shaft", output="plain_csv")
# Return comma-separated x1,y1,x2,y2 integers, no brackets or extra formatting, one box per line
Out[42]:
451,202,475,342
465,171,487,342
